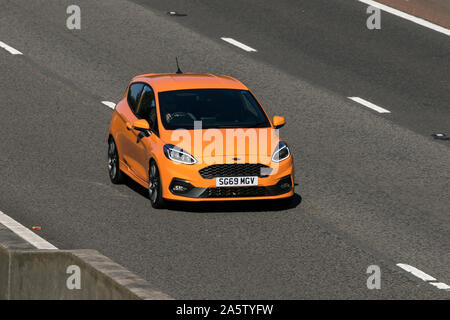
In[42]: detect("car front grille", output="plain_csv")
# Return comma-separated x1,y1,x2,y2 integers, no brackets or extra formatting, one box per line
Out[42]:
199,163,272,179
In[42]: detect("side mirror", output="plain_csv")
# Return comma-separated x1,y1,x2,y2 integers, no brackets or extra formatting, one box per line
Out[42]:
272,116,286,129
132,119,150,131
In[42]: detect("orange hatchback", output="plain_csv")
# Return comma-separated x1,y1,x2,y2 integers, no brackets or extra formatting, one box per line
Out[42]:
108,73,294,208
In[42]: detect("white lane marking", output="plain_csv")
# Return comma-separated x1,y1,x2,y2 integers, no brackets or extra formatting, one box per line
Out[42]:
221,38,257,52
0,41,23,55
397,263,450,291
397,263,436,281
348,97,391,113
430,282,450,291
358,0,450,36
102,101,116,109
430,282,450,290
0,210,57,250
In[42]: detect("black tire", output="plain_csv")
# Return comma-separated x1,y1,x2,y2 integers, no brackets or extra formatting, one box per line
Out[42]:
108,138,125,184
148,161,165,209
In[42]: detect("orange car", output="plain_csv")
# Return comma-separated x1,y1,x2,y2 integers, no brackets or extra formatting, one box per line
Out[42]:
107,73,294,208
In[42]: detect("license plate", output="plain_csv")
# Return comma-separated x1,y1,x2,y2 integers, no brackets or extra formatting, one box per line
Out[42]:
216,176,258,187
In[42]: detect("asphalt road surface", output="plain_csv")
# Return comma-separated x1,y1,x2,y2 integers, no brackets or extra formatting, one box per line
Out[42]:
0,0,449,299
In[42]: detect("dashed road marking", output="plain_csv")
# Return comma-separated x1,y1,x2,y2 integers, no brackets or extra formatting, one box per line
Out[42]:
0,41,23,55
348,97,391,113
102,101,116,109
358,0,450,36
397,263,450,291
397,263,436,281
429,282,450,290
221,37,257,52
0,210,57,250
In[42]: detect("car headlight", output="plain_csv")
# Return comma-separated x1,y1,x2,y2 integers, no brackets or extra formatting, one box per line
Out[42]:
272,141,290,162
163,144,197,164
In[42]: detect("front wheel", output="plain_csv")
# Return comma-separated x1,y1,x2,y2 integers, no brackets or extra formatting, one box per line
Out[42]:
108,138,125,184
148,161,165,209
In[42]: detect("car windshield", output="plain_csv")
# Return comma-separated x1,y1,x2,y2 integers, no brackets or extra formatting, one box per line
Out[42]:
158,89,271,129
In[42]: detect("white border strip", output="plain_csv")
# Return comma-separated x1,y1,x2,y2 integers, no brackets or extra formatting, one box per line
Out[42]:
101,101,116,109
358,0,450,36
0,210,57,250
221,38,257,52
0,41,23,55
348,97,391,113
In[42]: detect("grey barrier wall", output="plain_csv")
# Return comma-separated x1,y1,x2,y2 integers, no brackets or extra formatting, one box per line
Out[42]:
0,225,172,300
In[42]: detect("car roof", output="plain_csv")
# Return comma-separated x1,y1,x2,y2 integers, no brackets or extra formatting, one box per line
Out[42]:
132,73,248,92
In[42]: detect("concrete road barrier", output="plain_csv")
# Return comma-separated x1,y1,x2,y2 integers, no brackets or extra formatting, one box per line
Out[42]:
0,227,172,300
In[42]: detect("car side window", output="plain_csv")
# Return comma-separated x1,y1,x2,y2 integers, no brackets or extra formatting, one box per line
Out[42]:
136,85,158,135
127,83,145,113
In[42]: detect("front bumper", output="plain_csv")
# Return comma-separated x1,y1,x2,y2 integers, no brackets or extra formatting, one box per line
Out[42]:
169,175,293,199
159,156,294,201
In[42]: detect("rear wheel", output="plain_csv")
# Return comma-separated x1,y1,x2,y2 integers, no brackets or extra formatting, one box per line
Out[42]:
148,161,165,209
108,138,124,184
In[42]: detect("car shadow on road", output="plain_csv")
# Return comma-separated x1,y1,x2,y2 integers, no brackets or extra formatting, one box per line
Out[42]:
122,174,302,212
166,193,302,213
